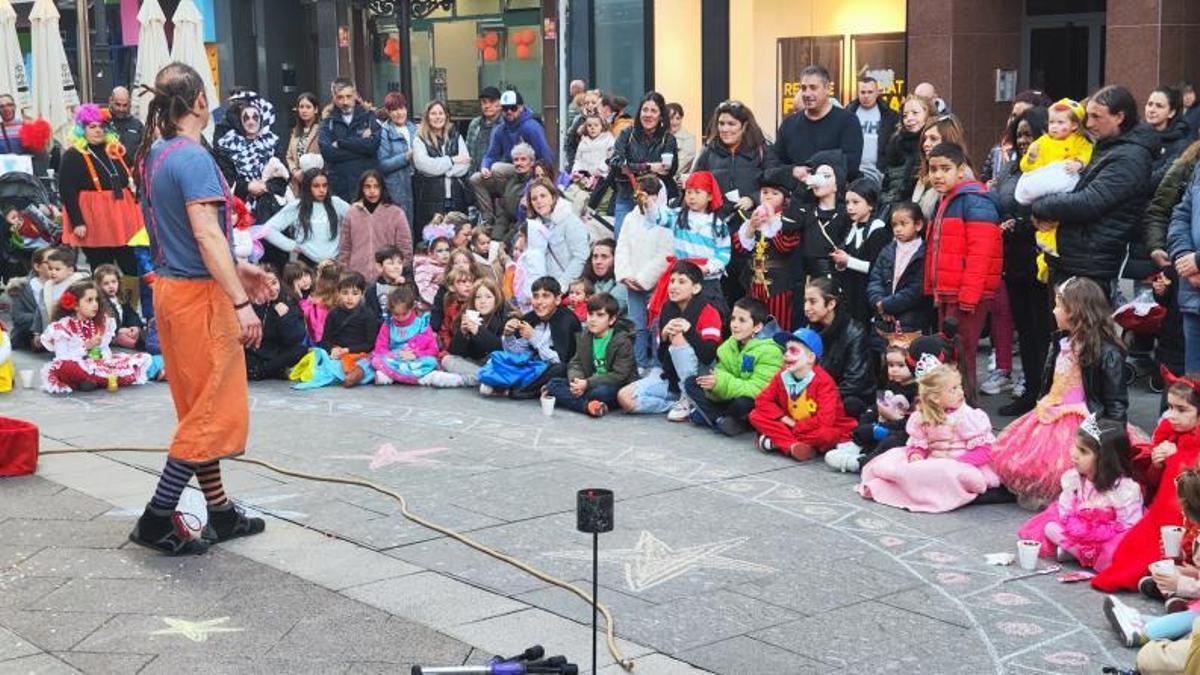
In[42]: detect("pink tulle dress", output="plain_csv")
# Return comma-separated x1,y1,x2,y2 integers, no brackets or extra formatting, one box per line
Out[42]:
1018,469,1143,571
993,337,1091,509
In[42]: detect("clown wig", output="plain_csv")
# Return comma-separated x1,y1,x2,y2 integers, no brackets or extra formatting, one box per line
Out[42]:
68,103,120,153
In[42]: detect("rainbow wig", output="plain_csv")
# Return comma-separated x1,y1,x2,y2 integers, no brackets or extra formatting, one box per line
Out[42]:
69,103,119,152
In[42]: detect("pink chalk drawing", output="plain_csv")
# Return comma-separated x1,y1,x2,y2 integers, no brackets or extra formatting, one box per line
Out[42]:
991,592,1033,607
328,444,450,470
1044,652,1089,666
922,551,959,564
936,571,970,585
879,536,905,548
997,621,1044,637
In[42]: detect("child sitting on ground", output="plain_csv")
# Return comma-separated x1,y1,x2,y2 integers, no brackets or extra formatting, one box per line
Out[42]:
364,245,410,320
490,276,580,399
1020,415,1142,572
371,285,448,386
435,268,477,352
0,323,11,392
826,343,918,473
470,227,510,284
414,237,452,308
93,264,143,350
40,280,153,393
683,297,783,437
40,247,89,330
563,277,593,322
282,260,314,301
245,264,308,381
619,261,722,418
301,261,341,343
1105,468,1200,648
6,247,53,350
443,277,510,387
857,362,1001,512
542,292,635,417
321,272,380,388
749,327,855,460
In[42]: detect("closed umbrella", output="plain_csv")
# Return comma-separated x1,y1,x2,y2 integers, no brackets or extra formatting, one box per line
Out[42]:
170,0,218,137
132,0,170,124
29,0,79,143
0,0,32,119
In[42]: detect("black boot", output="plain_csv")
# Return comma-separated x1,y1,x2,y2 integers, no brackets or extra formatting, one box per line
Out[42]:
128,504,209,555
201,503,266,544
998,395,1036,417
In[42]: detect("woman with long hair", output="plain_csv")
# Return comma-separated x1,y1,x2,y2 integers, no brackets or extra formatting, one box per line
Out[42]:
607,91,678,238
262,167,350,265
912,115,971,220
411,99,472,233
337,169,412,283
692,99,779,218
286,92,321,183
879,94,936,212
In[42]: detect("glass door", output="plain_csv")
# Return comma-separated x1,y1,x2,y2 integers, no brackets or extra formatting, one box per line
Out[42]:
1021,13,1105,100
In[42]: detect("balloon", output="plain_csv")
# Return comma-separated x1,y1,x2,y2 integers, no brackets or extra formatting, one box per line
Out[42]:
483,46,499,62
515,44,532,60
526,29,538,44
384,37,400,65
484,31,499,47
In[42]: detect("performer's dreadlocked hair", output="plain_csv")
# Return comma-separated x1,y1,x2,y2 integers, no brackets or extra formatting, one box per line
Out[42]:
132,62,207,192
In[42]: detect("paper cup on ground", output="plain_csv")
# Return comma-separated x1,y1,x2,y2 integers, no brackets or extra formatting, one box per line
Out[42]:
541,396,556,417
1150,559,1178,577
1017,539,1041,571
1162,525,1185,558
18,369,34,389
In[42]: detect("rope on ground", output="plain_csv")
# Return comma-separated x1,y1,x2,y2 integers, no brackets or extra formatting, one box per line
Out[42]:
38,446,636,671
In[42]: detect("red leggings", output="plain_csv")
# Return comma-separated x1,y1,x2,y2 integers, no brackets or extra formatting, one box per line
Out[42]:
49,362,136,390
748,409,845,456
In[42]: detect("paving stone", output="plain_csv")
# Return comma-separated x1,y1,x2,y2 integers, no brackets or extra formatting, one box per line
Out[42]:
513,578,658,628
139,655,349,675
16,548,171,580
0,544,41,570
0,518,138,550
342,572,525,629
54,652,154,674
0,653,79,673
29,578,225,615
676,636,830,674
0,577,68,611
0,491,112,522
0,610,113,651
266,612,472,664
597,653,714,674
71,610,297,660
612,590,800,654
0,625,42,662
0,475,66,498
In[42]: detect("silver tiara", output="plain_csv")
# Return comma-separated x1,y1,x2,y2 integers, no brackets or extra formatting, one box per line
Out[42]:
1080,412,1101,442
913,353,944,380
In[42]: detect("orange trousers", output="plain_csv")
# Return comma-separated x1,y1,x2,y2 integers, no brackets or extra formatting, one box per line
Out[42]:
154,277,249,465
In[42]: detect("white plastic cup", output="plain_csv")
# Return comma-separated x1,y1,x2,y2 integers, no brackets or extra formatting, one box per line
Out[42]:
18,369,34,390
465,309,481,324
1150,559,1178,577
1162,525,1185,558
1017,539,1041,571
660,152,674,167
541,396,556,417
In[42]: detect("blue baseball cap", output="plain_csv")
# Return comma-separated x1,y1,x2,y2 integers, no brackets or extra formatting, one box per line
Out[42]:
774,327,823,361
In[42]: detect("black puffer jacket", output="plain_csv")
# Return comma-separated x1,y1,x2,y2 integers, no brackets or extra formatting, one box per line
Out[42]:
879,129,921,212
1031,123,1160,280
1152,117,1193,189
813,309,873,404
608,124,678,200
990,159,1038,282
691,141,780,216
1039,333,1128,422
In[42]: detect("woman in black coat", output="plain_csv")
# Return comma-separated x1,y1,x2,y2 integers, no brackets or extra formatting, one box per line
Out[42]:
991,107,1051,416
691,100,779,218
1146,86,1193,189
802,277,873,417
608,92,678,239
878,95,935,214
246,266,308,381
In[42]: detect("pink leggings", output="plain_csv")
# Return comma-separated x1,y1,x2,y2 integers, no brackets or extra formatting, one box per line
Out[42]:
991,282,1013,373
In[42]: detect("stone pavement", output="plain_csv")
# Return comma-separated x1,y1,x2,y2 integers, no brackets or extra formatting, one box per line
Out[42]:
0,347,1171,674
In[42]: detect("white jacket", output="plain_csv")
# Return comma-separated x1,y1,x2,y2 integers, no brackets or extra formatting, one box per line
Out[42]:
520,198,591,292
572,133,614,177
615,204,674,291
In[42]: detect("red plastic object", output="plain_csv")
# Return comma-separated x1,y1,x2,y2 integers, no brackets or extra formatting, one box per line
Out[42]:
0,417,38,477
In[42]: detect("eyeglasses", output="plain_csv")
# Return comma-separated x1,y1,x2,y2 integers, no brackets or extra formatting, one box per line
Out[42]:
502,105,519,112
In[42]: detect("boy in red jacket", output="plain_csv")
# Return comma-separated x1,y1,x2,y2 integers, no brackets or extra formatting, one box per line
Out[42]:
749,327,855,461
924,142,1003,403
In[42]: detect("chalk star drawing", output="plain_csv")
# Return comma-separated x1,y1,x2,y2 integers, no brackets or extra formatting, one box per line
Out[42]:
545,531,776,592
328,443,450,470
152,617,244,642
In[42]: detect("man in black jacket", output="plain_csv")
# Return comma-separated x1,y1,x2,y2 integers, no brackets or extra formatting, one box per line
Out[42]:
846,76,899,185
777,64,863,184
319,81,380,202
1032,85,1160,296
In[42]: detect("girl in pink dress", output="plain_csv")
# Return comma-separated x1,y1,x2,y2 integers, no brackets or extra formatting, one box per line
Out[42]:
858,362,1001,513
1018,415,1143,571
993,277,1138,510
40,280,152,394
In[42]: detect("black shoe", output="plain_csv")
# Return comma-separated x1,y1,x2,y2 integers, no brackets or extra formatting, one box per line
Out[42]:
1165,595,1191,614
201,503,266,544
77,380,98,392
716,416,748,437
1139,575,1167,601
998,396,1035,417
128,504,209,556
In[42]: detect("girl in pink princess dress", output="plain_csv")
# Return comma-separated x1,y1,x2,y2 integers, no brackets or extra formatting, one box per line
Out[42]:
857,361,1001,513
1019,415,1143,571
40,280,152,394
992,277,1142,510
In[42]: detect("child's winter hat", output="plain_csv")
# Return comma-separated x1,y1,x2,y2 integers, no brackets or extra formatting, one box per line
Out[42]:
774,327,823,360
1050,98,1085,123
683,171,724,210
759,166,797,195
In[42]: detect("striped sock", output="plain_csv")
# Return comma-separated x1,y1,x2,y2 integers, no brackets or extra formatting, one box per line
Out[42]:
195,461,230,509
150,459,195,511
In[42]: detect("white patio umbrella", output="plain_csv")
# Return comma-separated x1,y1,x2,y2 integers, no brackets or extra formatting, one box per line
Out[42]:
0,0,32,119
132,0,170,124
29,0,79,143
170,0,218,137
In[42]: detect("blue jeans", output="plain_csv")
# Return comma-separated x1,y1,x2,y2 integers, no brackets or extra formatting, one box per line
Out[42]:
627,289,657,369
1184,313,1200,374
625,344,699,413
1145,610,1198,641
543,378,619,414
612,195,634,241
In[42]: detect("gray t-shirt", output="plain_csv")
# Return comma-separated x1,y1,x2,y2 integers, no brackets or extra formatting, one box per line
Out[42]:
143,138,231,278
856,105,883,170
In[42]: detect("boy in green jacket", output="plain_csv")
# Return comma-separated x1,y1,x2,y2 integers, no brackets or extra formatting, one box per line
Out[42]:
542,292,636,417
683,297,783,436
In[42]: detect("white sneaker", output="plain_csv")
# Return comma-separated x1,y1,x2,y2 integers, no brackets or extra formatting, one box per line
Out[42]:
825,442,863,473
420,371,466,388
1103,595,1147,648
374,371,393,385
479,383,495,396
667,395,694,422
1011,375,1026,399
988,351,997,371
980,370,1013,396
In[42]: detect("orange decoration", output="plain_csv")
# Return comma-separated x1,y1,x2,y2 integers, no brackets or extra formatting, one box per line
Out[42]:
527,29,539,44
384,37,401,65
484,31,499,47
475,36,485,50
483,46,499,62
515,44,532,60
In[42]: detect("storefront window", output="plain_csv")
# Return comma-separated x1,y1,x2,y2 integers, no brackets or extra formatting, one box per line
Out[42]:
593,0,645,110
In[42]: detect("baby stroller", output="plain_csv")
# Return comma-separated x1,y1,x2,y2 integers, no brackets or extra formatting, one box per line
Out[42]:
1113,286,1166,393
0,171,60,281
